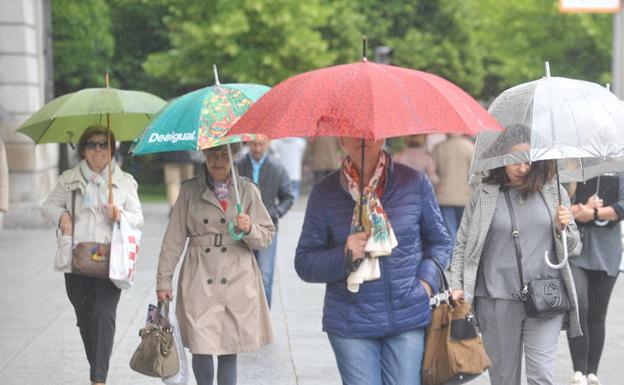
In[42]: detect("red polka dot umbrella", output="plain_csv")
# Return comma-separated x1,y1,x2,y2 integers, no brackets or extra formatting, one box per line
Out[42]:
229,60,502,140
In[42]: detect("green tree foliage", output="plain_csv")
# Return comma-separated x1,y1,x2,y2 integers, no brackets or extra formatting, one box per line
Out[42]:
468,0,612,99
355,0,486,96
143,0,364,87
52,0,114,95
108,0,177,98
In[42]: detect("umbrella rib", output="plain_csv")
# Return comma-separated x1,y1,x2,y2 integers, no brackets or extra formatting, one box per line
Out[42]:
35,117,57,143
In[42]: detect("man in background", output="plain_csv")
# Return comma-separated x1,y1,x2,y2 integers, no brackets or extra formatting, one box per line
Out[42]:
431,134,475,243
237,136,294,308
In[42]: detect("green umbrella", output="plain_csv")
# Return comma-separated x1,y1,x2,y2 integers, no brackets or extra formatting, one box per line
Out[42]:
17,87,166,143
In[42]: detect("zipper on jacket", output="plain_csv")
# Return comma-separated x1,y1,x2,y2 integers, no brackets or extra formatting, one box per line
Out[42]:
381,256,394,334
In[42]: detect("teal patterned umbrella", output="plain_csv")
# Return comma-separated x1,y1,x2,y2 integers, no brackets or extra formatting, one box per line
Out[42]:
131,72,269,155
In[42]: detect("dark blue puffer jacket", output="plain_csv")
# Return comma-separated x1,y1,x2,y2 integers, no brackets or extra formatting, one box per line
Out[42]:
295,159,452,338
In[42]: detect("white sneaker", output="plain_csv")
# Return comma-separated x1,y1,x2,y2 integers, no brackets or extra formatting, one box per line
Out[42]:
570,371,587,385
587,373,601,385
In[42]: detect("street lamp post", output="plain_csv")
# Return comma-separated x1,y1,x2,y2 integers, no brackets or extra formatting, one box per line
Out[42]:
613,4,624,98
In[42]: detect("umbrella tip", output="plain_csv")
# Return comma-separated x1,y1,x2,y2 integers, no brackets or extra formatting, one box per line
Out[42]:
213,64,220,85
105,71,110,87
362,36,368,62
544,61,551,78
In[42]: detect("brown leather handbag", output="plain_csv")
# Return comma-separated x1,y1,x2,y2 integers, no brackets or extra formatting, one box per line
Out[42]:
421,260,491,385
70,190,110,278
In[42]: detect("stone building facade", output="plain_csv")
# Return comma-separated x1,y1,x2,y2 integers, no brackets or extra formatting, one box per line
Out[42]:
0,0,57,229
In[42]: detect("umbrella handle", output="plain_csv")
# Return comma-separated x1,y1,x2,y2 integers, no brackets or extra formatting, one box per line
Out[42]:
545,229,568,269
227,203,245,241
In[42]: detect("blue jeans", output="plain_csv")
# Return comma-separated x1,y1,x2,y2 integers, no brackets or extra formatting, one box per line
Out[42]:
291,180,301,199
255,232,278,308
328,328,425,385
440,205,464,244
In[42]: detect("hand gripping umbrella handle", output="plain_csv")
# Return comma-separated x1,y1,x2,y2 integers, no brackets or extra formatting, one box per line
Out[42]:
545,228,568,269
228,203,245,241
345,224,369,272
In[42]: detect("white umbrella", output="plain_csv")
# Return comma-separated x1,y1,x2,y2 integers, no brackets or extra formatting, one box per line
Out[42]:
470,62,624,269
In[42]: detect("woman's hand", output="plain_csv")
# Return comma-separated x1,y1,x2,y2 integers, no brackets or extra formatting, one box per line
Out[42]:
556,204,571,231
104,204,120,222
585,194,603,210
451,289,465,300
156,289,173,303
420,280,432,297
59,211,73,235
344,231,369,260
236,213,251,234
574,204,594,223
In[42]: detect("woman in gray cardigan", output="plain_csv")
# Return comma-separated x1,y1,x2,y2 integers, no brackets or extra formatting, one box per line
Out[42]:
450,125,581,385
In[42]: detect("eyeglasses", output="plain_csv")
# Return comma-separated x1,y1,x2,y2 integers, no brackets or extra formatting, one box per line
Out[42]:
205,151,229,162
85,140,109,150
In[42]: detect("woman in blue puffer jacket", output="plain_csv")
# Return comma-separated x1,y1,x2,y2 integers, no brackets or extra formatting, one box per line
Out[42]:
295,137,452,385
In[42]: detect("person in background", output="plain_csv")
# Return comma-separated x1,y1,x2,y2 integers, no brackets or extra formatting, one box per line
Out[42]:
431,134,475,243
305,136,342,183
156,144,275,385
295,137,451,385
0,138,8,213
160,150,201,212
450,125,581,385
42,125,144,385
393,134,439,187
271,137,307,199
237,136,294,308
566,173,624,385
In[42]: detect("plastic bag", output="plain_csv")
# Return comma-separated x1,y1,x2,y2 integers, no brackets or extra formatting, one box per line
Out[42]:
162,301,189,385
54,234,72,271
109,214,141,289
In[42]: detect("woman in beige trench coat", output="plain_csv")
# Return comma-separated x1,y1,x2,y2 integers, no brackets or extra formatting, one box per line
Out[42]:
156,144,275,385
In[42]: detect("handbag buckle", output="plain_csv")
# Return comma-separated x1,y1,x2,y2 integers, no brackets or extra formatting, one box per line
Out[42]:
520,285,529,301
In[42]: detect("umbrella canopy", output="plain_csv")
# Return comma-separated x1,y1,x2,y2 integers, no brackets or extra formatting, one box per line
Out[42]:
131,82,269,155
229,60,502,139
17,87,166,143
469,65,624,269
470,75,624,182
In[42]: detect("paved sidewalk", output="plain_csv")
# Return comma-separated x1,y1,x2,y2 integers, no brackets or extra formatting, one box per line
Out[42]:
0,197,623,385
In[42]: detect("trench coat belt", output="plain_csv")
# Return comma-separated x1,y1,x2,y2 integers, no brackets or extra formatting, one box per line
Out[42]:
188,233,245,249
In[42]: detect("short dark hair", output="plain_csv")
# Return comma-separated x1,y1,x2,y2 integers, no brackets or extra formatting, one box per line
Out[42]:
78,125,117,159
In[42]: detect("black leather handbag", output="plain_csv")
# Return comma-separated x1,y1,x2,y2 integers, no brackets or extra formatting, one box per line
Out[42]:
504,190,570,318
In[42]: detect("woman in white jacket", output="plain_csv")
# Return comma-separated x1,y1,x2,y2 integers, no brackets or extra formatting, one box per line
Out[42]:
42,125,143,385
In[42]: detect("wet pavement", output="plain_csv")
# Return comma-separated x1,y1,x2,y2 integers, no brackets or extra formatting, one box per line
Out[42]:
0,197,622,385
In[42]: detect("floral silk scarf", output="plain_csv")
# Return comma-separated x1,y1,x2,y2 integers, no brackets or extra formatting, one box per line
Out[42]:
342,150,398,293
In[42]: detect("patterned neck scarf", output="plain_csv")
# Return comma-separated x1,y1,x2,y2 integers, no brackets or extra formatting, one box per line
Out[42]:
79,160,110,211
214,179,229,212
204,165,230,211
342,151,398,292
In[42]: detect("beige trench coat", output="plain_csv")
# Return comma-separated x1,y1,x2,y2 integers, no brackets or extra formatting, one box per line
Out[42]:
157,166,275,354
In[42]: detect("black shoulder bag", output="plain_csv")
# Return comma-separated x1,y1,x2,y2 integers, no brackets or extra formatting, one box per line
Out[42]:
504,190,570,318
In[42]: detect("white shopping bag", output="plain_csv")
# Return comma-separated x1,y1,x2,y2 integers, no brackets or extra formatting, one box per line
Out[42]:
54,234,72,271
109,214,141,289
162,301,189,385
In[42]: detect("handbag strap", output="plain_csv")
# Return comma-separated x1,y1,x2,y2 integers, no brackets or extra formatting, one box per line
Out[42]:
156,301,170,324
71,189,76,251
503,190,528,296
430,258,450,292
